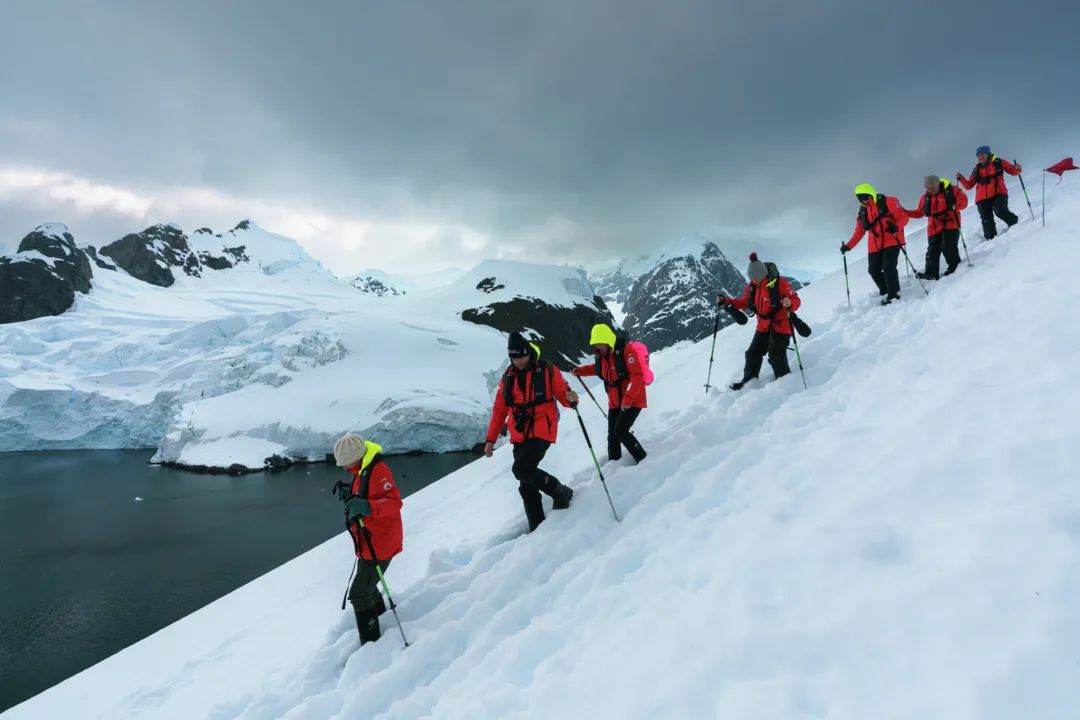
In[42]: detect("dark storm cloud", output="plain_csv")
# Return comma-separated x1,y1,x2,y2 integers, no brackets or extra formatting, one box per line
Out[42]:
1,0,1077,271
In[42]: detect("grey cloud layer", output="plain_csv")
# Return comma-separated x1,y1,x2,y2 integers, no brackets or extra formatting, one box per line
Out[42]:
2,0,1077,270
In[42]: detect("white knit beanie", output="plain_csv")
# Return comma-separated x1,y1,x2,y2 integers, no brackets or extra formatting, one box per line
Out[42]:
333,434,366,467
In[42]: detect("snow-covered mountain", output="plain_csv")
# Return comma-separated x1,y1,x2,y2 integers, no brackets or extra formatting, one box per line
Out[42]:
590,235,809,351
0,223,611,470
343,270,408,297
12,173,1078,720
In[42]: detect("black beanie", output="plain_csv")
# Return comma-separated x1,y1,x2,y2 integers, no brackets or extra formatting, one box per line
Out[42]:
507,331,531,358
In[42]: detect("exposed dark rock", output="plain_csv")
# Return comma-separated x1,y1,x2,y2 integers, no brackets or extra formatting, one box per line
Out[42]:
198,253,234,271
622,242,747,351
461,296,615,371
476,277,506,293
233,220,252,231
100,224,200,287
83,246,117,271
348,274,406,297
0,225,95,324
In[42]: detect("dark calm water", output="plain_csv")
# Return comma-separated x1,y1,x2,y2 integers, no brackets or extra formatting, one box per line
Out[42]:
0,449,476,713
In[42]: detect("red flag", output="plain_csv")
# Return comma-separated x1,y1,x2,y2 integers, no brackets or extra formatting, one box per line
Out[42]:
1045,157,1078,176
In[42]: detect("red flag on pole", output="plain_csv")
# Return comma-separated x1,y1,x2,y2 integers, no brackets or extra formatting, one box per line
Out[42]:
1045,157,1078,176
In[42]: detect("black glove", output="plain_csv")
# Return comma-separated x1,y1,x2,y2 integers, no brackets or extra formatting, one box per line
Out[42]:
840,243,849,254
716,294,726,307
886,221,898,234
333,480,351,502
955,172,964,182
345,497,371,521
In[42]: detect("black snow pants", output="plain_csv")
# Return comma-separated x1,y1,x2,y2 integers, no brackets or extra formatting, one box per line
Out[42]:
512,439,571,531
924,229,962,278
867,245,902,299
741,330,791,382
349,559,390,644
607,407,647,463
977,195,1018,239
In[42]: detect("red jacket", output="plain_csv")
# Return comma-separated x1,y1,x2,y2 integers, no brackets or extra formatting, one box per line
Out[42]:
846,195,909,253
346,457,403,562
906,182,969,236
726,277,802,336
486,361,574,444
573,345,648,410
958,156,1021,202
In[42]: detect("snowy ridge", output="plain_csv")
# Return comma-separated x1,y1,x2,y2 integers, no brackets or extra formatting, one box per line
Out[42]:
11,177,1080,719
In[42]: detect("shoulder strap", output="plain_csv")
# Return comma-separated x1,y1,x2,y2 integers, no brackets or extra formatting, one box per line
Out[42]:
503,362,551,408
876,194,889,218
357,454,384,499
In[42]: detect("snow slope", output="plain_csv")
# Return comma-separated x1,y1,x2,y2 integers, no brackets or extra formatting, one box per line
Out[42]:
8,177,1080,719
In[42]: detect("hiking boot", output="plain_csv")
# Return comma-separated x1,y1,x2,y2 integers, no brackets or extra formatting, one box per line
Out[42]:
915,271,938,281
552,484,573,510
729,380,748,391
353,605,381,645
942,266,958,277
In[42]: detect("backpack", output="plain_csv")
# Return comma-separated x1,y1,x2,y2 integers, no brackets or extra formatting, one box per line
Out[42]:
858,194,894,235
924,182,958,223
596,336,655,387
625,340,654,385
973,157,1004,185
746,262,782,313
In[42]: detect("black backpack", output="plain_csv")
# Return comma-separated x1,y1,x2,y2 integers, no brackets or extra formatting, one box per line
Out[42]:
924,182,958,221
973,157,1004,185
858,194,895,235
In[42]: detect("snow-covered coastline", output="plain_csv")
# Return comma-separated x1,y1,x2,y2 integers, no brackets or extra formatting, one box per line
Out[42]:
0,224,610,470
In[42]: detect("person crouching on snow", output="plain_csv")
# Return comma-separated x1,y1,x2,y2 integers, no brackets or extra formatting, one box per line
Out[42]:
332,434,403,645
483,331,578,532
717,253,801,391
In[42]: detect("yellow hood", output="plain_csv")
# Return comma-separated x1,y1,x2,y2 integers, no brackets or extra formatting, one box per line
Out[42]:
360,441,383,471
589,323,617,349
854,183,877,198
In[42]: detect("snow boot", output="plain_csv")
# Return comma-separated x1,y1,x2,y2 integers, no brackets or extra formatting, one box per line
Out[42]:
729,379,748,391
942,266,958,277
353,605,382,645
551,483,573,510
915,271,938,281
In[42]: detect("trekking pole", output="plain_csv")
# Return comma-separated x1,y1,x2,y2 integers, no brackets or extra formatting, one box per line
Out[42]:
842,253,851,309
358,518,410,648
1017,171,1036,221
340,557,358,611
898,244,928,296
787,313,808,390
955,208,973,267
575,375,607,419
704,307,721,395
572,405,620,522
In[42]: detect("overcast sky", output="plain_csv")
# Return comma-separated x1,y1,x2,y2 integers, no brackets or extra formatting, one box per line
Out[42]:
1,0,1077,277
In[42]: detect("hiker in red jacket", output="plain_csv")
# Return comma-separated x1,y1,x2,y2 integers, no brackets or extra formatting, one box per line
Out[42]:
332,434,403,645
484,331,577,531
906,175,969,280
957,146,1021,239
841,183,910,305
718,254,802,390
572,323,648,464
